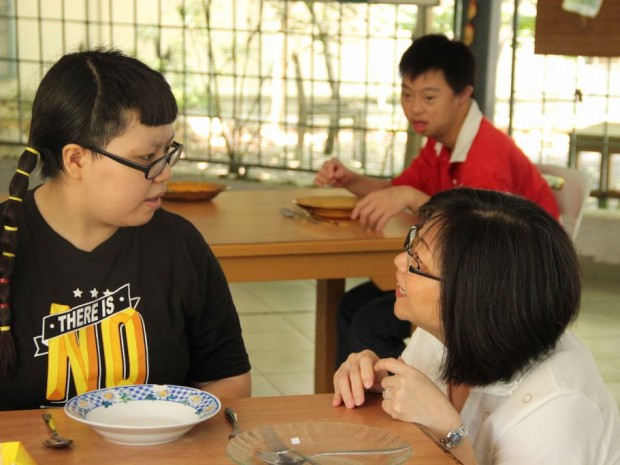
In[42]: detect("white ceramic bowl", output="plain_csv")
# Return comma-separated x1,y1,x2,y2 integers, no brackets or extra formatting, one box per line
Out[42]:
64,384,221,446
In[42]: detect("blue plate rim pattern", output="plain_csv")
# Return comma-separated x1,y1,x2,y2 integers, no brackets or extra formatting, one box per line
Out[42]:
64,384,221,428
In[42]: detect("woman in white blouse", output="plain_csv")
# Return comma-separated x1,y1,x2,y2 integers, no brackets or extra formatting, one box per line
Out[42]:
333,187,620,465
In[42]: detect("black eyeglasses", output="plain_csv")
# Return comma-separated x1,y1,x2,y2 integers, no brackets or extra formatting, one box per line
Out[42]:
85,141,183,180
403,225,443,281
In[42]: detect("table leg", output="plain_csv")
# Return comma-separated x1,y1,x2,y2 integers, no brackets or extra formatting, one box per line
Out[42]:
314,278,345,393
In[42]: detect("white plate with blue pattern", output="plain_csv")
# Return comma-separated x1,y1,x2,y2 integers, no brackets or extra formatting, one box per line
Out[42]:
64,384,221,445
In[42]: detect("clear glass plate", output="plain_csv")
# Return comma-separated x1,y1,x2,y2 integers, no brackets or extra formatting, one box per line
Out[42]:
228,422,412,465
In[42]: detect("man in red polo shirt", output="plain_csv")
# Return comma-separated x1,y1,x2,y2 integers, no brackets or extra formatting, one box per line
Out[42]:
314,34,559,366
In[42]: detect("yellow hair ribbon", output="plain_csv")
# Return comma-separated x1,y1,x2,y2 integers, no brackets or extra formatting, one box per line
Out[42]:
8,196,22,202
2,252,15,258
0,326,10,332
25,147,40,156
15,169,30,177
3,225,17,232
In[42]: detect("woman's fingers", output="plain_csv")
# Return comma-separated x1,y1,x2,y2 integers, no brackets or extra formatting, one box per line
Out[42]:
333,350,381,409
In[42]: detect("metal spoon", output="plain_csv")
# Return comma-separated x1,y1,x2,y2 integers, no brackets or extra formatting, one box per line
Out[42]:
42,413,73,448
225,407,241,439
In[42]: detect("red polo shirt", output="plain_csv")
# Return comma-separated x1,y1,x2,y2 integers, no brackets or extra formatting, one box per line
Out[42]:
392,118,560,219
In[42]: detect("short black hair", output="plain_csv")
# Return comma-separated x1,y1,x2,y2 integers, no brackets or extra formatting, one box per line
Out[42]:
418,188,580,386
29,48,178,179
399,34,475,95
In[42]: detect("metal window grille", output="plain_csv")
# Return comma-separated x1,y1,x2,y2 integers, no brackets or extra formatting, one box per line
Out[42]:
0,0,618,206
1,0,439,181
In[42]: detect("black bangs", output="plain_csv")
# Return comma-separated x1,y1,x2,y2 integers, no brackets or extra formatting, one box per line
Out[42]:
88,50,178,129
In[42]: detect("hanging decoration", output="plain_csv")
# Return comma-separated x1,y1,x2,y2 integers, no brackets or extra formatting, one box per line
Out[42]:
463,0,478,46
562,0,604,18
535,0,619,57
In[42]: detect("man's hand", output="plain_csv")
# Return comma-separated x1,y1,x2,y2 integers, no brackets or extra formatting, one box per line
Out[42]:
314,158,356,188
352,185,428,231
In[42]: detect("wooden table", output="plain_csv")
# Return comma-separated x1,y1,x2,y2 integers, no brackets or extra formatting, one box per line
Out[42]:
0,187,412,394
162,188,414,394
0,394,461,464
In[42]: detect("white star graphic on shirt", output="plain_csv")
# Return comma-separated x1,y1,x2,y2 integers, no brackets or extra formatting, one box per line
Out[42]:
90,288,99,298
104,289,112,296
73,288,83,298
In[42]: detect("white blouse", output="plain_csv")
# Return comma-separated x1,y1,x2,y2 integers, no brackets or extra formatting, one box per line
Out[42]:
401,329,620,465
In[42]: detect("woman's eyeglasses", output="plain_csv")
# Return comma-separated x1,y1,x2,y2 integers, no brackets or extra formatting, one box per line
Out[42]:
403,225,443,281
85,141,183,180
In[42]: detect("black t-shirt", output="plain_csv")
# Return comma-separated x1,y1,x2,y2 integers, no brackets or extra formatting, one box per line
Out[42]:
0,190,250,410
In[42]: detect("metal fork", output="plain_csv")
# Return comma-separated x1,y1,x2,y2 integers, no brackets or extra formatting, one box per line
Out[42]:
259,425,321,465
256,443,413,464
291,206,340,225
280,207,340,226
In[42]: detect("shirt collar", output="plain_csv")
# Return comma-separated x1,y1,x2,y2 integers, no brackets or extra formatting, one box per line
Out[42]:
471,375,522,397
433,100,483,163
470,358,542,397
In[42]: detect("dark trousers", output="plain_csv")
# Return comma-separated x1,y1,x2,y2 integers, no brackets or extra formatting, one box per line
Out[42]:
336,281,412,367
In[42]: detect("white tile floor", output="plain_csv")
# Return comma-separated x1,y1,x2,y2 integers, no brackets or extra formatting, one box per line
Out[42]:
232,266,620,406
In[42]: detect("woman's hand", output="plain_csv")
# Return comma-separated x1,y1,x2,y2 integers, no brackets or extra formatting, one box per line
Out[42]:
375,359,479,465
332,350,387,409
374,358,463,440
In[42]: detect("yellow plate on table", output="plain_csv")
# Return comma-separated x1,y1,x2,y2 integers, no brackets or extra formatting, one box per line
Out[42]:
164,181,228,202
294,196,357,220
